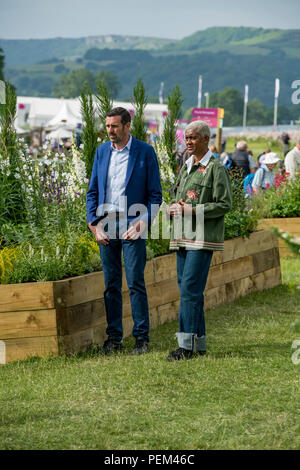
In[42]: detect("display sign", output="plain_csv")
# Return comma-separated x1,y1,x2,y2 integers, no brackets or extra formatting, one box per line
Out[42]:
191,108,219,127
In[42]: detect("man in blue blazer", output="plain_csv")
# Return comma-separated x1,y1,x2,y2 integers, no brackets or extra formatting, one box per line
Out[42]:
87,107,162,355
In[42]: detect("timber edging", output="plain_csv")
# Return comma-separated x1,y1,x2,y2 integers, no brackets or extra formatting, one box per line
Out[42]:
258,218,300,257
0,230,282,363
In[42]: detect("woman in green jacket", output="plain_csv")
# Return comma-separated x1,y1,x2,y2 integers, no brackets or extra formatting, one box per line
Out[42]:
167,120,232,361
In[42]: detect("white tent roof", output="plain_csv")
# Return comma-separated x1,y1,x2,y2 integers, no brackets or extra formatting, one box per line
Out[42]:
16,96,168,129
113,101,168,121
15,125,29,134
46,99,81,129
47,124,73,140
17,96,82,129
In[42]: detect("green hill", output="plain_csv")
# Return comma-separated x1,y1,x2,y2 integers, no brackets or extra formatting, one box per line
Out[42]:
1,27,300,111
160,27,300,59
0,35,173,67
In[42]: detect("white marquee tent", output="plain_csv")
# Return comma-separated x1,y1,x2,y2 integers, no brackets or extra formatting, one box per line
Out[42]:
46,99,82,130
47,124,74,141
16,96,168,130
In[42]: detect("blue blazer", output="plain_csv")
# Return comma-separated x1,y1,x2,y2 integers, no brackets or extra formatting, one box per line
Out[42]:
86,136,162,227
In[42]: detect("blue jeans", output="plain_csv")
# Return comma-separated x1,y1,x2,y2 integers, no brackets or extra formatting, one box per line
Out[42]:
99,224,149,342
176,249,213,351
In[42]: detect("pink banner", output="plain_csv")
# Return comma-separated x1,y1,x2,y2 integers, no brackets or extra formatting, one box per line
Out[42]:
191,108,219,127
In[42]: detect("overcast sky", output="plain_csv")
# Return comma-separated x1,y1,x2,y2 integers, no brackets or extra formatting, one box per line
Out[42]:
1,0,300,40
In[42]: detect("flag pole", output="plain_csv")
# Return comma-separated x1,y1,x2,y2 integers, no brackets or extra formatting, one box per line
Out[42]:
204,92,209,108
243,85,248,129
274,78,280,129
197,75,202,108
159,82,164,105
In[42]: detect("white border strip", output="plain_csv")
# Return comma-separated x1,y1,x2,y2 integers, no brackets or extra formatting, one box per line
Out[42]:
0,340,6,365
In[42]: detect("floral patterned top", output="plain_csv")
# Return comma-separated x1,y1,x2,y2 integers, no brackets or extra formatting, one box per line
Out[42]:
169,152,232,251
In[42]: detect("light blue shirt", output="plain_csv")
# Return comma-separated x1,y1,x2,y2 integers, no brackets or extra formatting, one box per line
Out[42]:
252,164,275,190
104,135,132,213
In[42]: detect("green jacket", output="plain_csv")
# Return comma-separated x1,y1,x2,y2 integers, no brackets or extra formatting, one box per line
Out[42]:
169,155,232,251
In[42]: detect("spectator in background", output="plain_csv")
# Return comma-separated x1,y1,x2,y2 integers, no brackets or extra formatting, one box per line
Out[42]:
210,145,219,158
257,148,271,167
64,138,72,151
75,123,83,149
230,141,256,177
220,151,232,170
221,136,227,153
281,132,290,156
252,152,280,193
284,140,300,179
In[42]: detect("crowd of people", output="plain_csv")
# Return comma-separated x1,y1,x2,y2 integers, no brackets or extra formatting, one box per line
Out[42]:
176,131,300,197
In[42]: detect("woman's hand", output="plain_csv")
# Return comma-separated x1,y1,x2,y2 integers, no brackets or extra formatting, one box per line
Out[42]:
178,199,195,215
167,203,183,217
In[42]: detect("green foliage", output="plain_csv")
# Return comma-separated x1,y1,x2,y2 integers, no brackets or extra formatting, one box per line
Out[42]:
95,79,113,142
0,141,96,284
53,68,120,99
84,48,151,63
161,85,183,171
80,86,99,177
146,236,170,259
247,99,269,126
252,176,300,219
210,87,243,126
96,70,120,99
54,64,69,74
53,68,95,98
0,82,25,224
130,78,147,142
224,168,259,240
162,26,286,52
0,230,101,284
271,227,300,257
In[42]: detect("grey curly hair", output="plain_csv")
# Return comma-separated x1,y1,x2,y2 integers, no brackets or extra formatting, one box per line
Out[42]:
185,120,211,139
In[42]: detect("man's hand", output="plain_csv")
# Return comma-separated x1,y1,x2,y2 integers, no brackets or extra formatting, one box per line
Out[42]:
122,220,147,241
88,221,110,245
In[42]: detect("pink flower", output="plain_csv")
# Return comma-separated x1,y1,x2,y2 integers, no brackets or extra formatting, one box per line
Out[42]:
186,190,197,201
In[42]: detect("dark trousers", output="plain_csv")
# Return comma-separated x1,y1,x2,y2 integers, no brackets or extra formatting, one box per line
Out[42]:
99,234,149,342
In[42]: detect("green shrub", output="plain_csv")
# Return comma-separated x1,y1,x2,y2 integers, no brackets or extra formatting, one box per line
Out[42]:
0,230,101,284
225,168,259,240
251,175,300,219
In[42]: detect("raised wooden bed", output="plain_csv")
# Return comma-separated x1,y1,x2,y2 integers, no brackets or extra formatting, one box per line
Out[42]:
258,218,300,257
0,230,281,364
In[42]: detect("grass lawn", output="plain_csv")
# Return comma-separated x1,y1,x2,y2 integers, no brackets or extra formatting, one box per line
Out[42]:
0,257,299,450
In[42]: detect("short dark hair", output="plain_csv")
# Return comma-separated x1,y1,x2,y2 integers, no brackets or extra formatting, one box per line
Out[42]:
106,107,131,126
